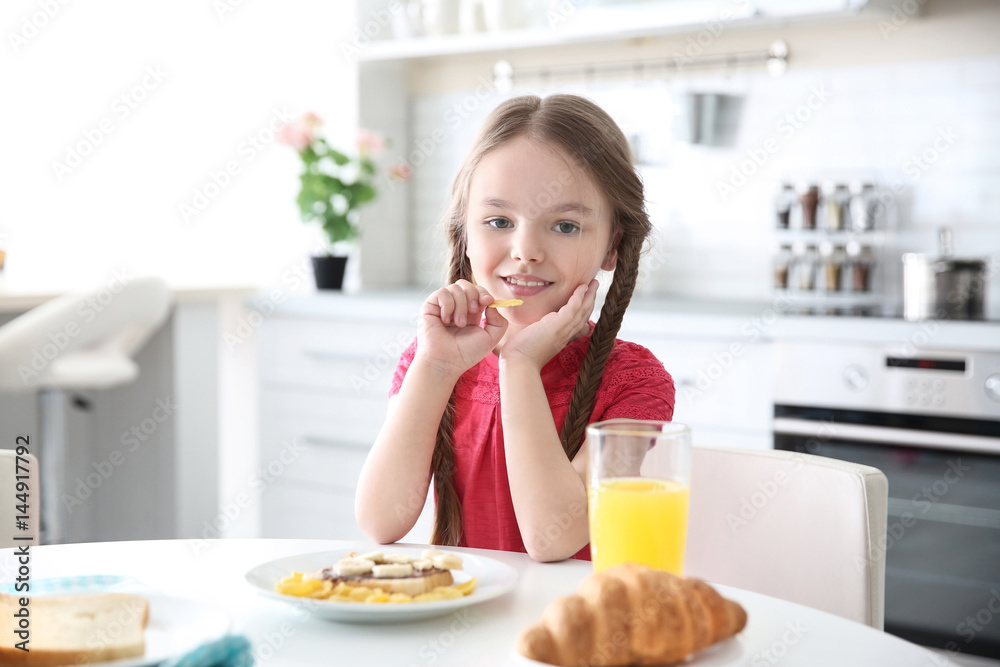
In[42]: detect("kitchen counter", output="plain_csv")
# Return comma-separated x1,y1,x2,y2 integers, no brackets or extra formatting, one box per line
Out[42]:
0,279,257,313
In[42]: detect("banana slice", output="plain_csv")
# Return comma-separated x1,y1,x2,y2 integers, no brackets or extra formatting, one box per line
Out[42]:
422,548,444,560
411,558,434,571
334,558,375,576
357,550,384,563
382,553,414,564
373,563,415,578
432,553,463,570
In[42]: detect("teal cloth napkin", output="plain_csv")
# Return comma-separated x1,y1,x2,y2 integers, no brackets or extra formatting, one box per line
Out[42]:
160,635,254,667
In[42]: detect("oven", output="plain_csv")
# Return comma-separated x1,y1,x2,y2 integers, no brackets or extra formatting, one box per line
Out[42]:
772,340,1000,660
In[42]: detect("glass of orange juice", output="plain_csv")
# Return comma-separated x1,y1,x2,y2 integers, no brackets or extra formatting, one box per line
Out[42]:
587,419,691,574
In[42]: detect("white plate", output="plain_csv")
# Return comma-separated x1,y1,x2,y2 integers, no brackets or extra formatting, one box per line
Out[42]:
32,595,231,667
245,548,518,623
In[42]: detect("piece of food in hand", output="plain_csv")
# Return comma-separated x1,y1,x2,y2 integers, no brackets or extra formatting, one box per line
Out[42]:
274,550,476,603
517,563,747,667
0,592,149,666
487,298,524,308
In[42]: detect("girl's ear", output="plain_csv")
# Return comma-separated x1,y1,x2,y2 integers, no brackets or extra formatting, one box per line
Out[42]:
601,232,623,271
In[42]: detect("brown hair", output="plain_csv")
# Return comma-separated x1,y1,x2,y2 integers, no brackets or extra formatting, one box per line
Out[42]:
431,94,652,545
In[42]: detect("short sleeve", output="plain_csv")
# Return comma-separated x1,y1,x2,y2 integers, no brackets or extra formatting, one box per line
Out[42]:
389,338,418,397
598,342,675,423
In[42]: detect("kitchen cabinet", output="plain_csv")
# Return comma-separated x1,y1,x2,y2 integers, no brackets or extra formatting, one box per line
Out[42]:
256,293,434,542
619,309,773,451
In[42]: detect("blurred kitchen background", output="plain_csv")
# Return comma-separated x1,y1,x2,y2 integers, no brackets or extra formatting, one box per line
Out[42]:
1,0,997,312
2,1,999,663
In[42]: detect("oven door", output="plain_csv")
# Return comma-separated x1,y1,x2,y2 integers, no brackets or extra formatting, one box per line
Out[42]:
774,405,1000,660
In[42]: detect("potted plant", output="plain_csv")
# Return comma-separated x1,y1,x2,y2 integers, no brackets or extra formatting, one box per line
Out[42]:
280,112,410,290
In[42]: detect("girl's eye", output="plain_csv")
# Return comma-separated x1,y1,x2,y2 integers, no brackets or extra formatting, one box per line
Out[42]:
555,221,580,234
487,217,513,229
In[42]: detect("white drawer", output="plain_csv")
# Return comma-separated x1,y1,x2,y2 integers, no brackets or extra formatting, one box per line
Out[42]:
259,317,415,394
260,389,383,490
260,484,367,540
624,336,772,433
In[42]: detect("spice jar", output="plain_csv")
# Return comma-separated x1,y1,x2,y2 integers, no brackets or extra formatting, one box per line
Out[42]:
819,241,844,292
775,182,794,229
848,180,877,232
845,241,873,292
820,181,847,231
773,244,792,289
791,242,817,291
796,182,819,230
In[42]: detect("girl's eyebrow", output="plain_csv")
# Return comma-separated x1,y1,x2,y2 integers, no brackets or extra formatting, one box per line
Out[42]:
480,197,594,217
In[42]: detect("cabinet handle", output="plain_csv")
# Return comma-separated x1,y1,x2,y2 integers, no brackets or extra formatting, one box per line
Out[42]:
301,435,371,450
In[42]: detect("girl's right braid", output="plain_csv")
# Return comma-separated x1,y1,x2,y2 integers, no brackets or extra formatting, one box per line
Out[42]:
429,233,470,546
559,232,644,459
430,398,462,545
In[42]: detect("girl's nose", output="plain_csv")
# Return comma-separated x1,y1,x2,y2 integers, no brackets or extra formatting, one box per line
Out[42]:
510,227,544,263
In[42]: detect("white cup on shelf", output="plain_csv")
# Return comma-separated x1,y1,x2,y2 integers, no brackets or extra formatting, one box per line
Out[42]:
421,0,460,35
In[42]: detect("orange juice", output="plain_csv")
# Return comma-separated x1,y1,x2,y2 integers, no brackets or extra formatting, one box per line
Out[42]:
588,477,689,574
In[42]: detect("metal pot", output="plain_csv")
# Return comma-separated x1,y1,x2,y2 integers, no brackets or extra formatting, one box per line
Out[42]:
902,229,987,321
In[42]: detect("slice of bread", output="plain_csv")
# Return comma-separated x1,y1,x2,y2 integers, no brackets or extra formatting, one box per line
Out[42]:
0,593,148,666
334,569,455,597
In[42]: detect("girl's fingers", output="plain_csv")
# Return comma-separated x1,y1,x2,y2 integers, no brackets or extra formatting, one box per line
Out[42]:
444,280,482,327
483,303,508,345
476,285,494,309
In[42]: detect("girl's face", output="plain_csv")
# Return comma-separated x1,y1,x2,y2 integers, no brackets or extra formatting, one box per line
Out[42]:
465,137,617,325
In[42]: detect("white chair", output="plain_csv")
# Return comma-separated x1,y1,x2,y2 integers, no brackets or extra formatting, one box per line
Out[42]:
686,446,888,629
0,276,171,544
0,450,39,548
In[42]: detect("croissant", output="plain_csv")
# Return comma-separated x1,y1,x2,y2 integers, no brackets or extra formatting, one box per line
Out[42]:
517,563,747,666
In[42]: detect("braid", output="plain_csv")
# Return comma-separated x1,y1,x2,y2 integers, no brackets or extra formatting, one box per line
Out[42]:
430,399,462,545
430,224,470,546
559,233,644,458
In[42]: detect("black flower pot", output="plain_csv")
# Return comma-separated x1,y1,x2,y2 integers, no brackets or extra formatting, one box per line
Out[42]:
311,255,348,290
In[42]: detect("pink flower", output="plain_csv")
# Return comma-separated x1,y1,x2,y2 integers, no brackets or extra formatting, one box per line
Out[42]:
387,162,412,182
279,124,314,152
302,112,323,129
356,129,385,157
279,112,323,152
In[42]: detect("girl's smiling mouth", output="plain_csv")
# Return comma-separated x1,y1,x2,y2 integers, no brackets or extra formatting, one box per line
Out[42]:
503,275,552,296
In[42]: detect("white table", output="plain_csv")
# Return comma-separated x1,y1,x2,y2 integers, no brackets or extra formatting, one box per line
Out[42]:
2,539,950,666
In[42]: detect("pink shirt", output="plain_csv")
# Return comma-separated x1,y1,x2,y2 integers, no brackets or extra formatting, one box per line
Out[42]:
389,326,675,560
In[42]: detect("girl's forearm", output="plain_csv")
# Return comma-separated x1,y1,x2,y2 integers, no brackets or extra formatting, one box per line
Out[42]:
499,357,590,562
355,358,460,543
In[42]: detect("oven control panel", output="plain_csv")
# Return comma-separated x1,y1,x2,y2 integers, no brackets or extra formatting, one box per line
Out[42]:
772,341,1000,419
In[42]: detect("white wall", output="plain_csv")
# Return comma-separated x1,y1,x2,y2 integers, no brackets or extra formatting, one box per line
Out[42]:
0,0,358,292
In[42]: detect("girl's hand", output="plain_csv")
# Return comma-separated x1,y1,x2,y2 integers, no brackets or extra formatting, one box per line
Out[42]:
499,279,599,371
417,280,508,378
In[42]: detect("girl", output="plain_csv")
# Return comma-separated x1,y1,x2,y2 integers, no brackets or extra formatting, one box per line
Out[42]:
356,94,674,562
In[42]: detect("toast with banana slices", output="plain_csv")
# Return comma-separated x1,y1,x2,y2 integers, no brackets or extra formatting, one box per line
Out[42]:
310,549,464,597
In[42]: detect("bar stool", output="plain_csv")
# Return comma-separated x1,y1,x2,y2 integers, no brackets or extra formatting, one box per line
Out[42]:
0,276,171,543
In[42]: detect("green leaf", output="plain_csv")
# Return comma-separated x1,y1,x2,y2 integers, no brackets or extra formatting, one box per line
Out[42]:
327,148,350,166
321,213,356,244
349,182,378,207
